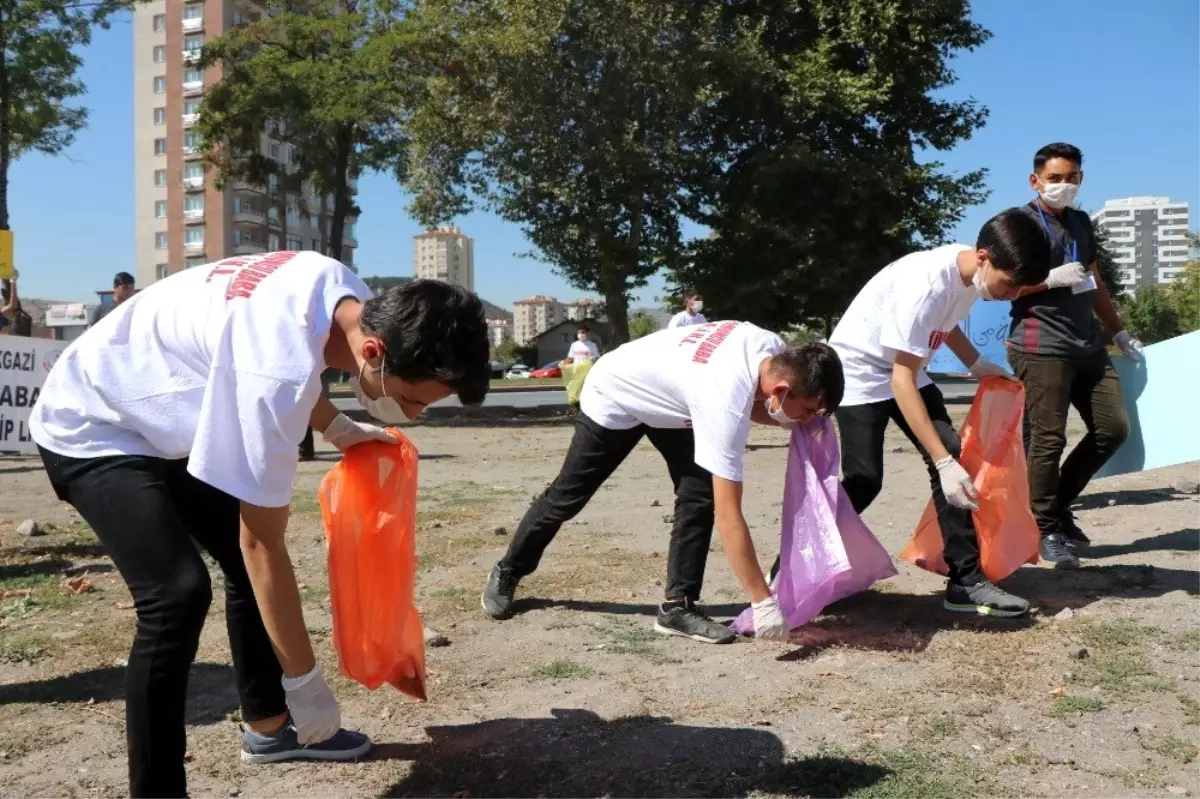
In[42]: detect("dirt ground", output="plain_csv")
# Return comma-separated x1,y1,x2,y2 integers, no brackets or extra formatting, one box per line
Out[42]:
1,408,1197,799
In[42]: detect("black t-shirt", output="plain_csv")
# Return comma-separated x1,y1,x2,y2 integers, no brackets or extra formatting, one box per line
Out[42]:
1007,202,1101,357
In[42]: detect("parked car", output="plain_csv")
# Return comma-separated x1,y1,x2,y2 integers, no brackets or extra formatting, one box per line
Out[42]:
531,361,563,379
505,364,532,379
490,361,507,378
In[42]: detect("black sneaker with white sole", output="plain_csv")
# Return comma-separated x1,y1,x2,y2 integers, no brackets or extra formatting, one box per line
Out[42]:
1059,511,1092,547
654,599,736,644
1040,532,1081,569
943,580,1030,618
482,563,520,620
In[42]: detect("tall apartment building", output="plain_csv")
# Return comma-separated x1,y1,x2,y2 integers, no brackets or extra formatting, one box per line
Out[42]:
133,0,357,287
413,226,474,290
486,318,513,351
513,295,564,344
1092,197,1190,291
564,298,603,321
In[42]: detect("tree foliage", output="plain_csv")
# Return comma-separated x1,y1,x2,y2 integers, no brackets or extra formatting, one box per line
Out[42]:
628,312,659,340
0,0,129,230
1123,284,1179,345
670,0,991,332
1092,220,1125,306
1165,260,1199,335
197,0,417,260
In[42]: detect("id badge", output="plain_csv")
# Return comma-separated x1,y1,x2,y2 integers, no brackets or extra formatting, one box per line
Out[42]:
1071,274,1097,295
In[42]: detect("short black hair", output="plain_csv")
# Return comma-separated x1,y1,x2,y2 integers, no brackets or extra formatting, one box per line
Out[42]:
577,324,589,334
976,209,1052,286
685,289,701,300
359,280,492,406
1034,142,1083,173
769,342,844,414
113,271,135,287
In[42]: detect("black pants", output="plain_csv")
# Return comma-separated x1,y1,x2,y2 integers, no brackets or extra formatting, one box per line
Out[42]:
38,448,287,799
1009,349,1129,534
502,413,716,601
835,384,983,586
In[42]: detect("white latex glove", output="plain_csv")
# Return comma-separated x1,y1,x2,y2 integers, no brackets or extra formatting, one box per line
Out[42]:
967,355,1015,382
751,596,789,641
1113,330,1144,361
935,455,979,511
281,664,341,745
321,412,392,451
1044,261,1087,290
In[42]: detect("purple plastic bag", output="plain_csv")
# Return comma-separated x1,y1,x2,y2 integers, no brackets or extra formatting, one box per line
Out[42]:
732,417,897,636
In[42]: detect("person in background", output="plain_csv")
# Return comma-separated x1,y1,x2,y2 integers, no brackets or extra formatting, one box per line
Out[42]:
564,324,600,363
30,251,490,797
1007,143,1135,570
1,272,32,336
825,209,1078,618
482,320,844,645
667,291,707,328
90,272,136,326
298,368,337,461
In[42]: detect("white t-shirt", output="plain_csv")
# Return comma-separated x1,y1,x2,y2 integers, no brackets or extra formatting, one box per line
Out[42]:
668,310,708,328
31,251,370,507
829,244,976,407
580,321,783,482
567,338,600,361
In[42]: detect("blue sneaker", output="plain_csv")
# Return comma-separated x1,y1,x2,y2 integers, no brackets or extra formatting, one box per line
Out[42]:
241,723,372,763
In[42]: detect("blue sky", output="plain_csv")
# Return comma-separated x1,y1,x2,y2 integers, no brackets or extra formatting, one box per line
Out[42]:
9,0,1198,307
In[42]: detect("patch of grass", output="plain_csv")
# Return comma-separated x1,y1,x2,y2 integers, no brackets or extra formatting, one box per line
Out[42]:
1071,652,1174,696
290,492,322,517
1141,734,1199,764
421,585,476,616
0,629,53,665
1050,694,1104,717
593,619,681,665
530,659,594,680
1075,618,1159,649
1000,744,1046,768
1180,694,1200,725
416,508,501,571
1170,629,1200,652
924,715,960,738
848,747,1006,799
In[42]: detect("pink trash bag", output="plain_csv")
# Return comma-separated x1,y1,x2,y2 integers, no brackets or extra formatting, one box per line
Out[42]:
732,417,897,636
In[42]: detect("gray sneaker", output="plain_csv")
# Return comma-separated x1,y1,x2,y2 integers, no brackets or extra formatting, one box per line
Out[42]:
1040,533,1081,569
241,723,371,764
482,563,520,620
654,599,736,644
943,580,1030,618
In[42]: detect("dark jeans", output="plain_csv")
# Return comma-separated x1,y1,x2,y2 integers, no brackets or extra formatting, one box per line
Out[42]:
38,448,287,799
1009,349,1129,534
835,384,983,586
502,413,716,601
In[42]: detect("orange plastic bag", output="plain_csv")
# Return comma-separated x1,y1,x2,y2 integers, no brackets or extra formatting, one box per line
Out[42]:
899,377,1039,583
319,429,427,701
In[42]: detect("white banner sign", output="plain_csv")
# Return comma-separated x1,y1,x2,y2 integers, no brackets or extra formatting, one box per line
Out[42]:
1,337,65,453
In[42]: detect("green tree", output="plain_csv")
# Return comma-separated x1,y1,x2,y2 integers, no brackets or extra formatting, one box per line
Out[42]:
0,0,128,232
1166,259,1199,334
669,0,991,332
198,0,416,261
1124,284,1180,345
404,0,724,343
496,333,519,362
628,312,659,340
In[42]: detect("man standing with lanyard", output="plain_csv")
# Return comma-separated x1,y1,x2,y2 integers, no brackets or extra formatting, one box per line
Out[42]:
1007,142,1139,570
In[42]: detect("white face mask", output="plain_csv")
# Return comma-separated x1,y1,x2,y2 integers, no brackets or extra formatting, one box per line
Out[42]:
1038,180,1079,210
349,359,409,424
691,301,704,313
766,394,798,425
973,261,994,301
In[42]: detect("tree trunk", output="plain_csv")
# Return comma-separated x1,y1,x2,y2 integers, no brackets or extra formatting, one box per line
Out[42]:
277,166,288,251
0,6,11,232
600,259,630,345
318,192,328,255
327,123,353,262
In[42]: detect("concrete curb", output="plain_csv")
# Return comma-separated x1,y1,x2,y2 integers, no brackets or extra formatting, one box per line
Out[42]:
328,383,563,400
344,404,577,428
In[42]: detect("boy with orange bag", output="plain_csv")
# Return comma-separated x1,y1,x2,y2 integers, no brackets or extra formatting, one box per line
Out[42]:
29,252,491,798
823,209,1080,618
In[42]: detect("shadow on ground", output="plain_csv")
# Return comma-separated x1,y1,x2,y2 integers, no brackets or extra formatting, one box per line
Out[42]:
1073,489,1186,511
1085,528,1199,558
380,708,889,798
0,661,238,726
508,598,746,620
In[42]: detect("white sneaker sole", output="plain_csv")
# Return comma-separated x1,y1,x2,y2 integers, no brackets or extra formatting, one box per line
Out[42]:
240,739,372,763
653,621,736,644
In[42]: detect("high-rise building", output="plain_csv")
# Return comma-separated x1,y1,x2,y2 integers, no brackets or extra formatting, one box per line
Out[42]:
513,295,564,344
564,298,603,321
133,0,357,287
486,318,513,352
1092,197,1190,291
413,226,474,290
